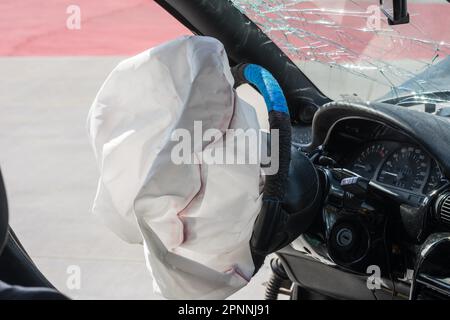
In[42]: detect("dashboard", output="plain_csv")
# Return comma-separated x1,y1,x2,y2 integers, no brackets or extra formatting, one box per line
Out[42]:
345,141,442,195
321,118,448,200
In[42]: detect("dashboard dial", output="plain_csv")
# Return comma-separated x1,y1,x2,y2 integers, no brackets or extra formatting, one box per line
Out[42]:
424,163,443,194
351,143,388,179
378,146,429,191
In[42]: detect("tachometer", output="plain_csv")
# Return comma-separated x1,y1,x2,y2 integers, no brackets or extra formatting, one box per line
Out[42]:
378,146,429,191
351,143,388,179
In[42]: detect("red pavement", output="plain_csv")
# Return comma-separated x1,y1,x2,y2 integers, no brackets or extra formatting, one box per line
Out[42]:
0,0,449,59
0,0,190,56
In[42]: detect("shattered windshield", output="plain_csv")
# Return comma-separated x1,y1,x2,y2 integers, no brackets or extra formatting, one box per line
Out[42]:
232,0,450,110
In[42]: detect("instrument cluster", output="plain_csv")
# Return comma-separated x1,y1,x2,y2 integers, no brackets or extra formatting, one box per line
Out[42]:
346,141,444,195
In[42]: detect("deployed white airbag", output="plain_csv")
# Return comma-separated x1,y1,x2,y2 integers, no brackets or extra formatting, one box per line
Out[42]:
87,36,263,299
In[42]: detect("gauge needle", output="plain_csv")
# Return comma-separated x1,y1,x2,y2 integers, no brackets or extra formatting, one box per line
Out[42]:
354,163,372,172
382,170,399,178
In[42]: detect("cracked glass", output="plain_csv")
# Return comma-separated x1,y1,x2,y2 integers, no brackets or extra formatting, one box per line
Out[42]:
232,0,450,113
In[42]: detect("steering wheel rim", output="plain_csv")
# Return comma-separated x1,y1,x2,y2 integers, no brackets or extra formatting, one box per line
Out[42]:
0,168,9,256
231,63,292,261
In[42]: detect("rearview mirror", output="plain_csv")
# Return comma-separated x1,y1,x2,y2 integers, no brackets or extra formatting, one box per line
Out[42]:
380,0,410,25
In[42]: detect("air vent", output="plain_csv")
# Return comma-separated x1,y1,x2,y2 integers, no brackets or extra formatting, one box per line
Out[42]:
435,192,450,225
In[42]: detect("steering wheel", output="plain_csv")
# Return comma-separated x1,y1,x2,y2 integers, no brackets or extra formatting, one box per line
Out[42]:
0,168,9,256
232,64,322,270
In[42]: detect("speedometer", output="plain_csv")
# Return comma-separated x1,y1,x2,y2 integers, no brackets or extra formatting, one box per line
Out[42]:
378,146,429,191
